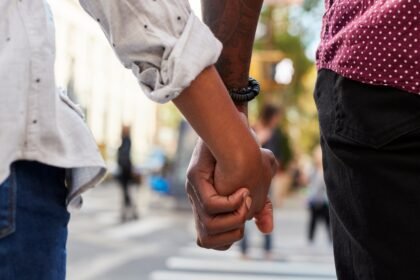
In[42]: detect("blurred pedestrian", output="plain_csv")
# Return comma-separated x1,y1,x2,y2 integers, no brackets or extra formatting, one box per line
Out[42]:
117,126,138,222
306,146,331,244
240,104,282,260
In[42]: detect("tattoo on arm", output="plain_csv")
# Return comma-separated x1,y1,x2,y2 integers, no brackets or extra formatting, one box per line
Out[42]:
201,0,263,91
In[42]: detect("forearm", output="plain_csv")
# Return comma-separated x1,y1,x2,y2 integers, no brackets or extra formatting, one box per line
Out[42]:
173,66,261,177
201,0,264,113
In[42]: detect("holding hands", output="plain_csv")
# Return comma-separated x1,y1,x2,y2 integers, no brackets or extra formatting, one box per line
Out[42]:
173,67,278,251
186,137,278,250
173,0,270,250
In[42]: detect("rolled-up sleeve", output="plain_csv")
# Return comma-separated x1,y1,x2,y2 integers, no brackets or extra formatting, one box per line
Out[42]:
79,0,222,103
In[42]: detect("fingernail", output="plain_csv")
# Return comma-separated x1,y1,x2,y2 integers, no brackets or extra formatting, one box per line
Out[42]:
242,191,250,199
245,197,252,210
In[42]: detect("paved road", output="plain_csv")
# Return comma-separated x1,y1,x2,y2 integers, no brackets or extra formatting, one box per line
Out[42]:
67,183,336,280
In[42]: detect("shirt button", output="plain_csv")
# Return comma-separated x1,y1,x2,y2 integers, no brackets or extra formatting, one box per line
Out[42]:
35,78,41,83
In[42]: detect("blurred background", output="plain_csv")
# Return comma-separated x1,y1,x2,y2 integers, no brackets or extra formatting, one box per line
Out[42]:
49,0,336,279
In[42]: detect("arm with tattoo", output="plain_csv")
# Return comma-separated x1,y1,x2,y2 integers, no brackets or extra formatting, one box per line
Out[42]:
201,0,264,113
182,1,276,250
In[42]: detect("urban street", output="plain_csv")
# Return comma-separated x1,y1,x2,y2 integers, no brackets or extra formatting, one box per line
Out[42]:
67,182,336,280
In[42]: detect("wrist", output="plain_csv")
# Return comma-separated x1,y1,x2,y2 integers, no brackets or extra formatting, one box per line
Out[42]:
219,138,261,180
235,103,248,115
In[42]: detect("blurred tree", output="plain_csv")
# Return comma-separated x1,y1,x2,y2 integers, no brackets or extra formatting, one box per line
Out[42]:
158,0,324,163
253,0,323,158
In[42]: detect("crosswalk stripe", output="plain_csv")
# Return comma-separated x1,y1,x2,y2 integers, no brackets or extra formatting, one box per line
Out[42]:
102,217,176,240
150,271,336,280
75,244,161,280
178,246,334,263
285,255,334,263
179,246,240,258
166,257,336,277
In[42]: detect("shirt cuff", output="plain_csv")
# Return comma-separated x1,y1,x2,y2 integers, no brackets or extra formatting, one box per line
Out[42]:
133,14,223,104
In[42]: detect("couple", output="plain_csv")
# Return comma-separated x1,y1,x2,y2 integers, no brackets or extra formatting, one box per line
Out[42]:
1,0,419,279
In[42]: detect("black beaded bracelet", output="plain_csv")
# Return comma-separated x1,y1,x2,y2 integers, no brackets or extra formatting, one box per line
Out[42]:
228,77,260,103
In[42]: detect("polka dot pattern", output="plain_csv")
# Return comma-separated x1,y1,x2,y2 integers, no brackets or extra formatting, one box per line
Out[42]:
317,0,420,94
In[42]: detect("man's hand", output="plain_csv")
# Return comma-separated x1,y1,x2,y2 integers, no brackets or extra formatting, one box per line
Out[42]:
186,138,278,250
186,139,251,250
214,144,277,234
213,114,278,227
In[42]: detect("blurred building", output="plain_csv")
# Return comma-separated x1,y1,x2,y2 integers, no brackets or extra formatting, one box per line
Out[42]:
49,0,300,166
49,0,161,164
251,50,285,94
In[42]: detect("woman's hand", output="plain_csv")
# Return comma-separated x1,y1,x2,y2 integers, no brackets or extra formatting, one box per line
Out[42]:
186,140,251,250
173,66,277,216
186,139,278,249
174,67,278,248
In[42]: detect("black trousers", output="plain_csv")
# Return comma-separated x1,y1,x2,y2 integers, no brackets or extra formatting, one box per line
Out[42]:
308,203,331,242
314,69,420,280
119,171,132,207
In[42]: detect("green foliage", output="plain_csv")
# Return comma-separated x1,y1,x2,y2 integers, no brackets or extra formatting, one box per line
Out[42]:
254,0,323,155
302,0,323,11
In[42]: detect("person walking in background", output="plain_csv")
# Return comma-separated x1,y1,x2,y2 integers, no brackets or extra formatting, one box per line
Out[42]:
117,126,138,222
241,104,282,260
306,146,330,244
254,104,284,164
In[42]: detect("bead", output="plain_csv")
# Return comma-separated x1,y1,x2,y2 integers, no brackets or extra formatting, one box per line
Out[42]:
228,77,260,103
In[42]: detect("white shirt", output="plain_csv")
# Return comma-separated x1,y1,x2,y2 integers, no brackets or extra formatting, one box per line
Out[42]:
80,0,222,103
0,0,222,208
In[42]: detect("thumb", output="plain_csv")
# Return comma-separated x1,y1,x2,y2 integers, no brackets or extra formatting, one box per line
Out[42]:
261,149,279,176
254,198,274,234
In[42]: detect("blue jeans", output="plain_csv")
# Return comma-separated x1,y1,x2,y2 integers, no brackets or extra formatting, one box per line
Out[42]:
240,227,272,255
0,161,70,280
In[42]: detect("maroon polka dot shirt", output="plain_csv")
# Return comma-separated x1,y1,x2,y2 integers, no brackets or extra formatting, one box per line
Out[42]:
317,0,420,94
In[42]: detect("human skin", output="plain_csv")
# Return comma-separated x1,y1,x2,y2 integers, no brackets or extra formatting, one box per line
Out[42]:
185,138,277,250
200,0,267,201
201,0,264,114
176,0,274,250
173,66,277,250
173,66,261,180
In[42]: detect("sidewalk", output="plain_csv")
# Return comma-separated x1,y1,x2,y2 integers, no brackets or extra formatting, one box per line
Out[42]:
67,182,336,280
